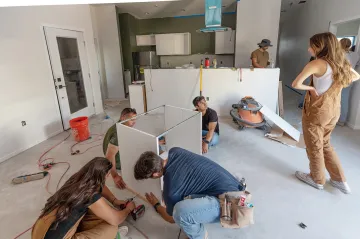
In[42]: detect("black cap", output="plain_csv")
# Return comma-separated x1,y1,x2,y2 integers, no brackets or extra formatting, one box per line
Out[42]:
258,39,273,47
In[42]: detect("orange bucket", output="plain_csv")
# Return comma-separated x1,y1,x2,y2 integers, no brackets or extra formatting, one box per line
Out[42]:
69,117,90,142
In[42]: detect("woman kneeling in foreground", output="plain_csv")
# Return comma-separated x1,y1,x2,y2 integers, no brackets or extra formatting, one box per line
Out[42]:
32,157,135,239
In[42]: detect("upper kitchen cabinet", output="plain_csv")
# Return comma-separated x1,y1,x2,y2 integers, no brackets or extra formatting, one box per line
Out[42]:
215,29,235,54
136,35,156,46
155,33,191,55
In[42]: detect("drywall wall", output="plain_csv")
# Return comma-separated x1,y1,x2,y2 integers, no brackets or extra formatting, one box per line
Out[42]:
144,68,280,115
118,12,237,81
160,54,234,68
137,14,236,54
279,0,360,129
91,4,125,100
336,19,360,37
235,0,282,67
118,13,147,83
0,5,103,162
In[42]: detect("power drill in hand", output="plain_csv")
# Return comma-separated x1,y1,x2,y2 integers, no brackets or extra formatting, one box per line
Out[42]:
119,198,145,221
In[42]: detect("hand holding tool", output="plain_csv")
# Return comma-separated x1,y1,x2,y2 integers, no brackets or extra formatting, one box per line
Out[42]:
119,196,145,221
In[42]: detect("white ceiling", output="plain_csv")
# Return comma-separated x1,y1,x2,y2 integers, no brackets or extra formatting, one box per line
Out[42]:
280,0,309,13
116,0,237,19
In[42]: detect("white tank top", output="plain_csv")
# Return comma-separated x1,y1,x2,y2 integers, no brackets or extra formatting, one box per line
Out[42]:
313,63,333,95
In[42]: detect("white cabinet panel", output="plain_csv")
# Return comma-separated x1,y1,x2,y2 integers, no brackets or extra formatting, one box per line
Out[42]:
215,29,235,54
136,35,156,46
129,84,146,114
155,33,191,55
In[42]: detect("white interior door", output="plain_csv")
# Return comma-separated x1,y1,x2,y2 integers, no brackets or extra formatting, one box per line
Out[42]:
44,27,95,129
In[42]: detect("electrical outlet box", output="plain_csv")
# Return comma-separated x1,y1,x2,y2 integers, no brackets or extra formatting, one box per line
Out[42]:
21,121,26,126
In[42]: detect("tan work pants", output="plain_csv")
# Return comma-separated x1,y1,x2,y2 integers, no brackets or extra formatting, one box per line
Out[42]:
302,81,346,185
32,209,117,239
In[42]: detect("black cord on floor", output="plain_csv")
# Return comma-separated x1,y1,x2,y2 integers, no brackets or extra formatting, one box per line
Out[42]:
177,229,181,239
55,162,71,191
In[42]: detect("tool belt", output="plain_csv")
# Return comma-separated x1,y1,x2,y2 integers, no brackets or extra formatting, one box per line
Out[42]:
218,191,254,229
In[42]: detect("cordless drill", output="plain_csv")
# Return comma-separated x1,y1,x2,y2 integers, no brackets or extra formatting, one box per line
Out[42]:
119,198,145,221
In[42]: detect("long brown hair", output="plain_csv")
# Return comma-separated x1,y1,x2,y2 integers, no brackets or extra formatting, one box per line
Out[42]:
340,38,352,52
310,32,354,87
40,157,112,228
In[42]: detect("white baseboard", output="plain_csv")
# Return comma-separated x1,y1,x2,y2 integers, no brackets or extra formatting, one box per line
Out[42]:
346,122,360,130
0,129,64,164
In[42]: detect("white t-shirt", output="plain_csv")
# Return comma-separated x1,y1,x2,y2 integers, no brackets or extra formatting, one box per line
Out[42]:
313,63,333,95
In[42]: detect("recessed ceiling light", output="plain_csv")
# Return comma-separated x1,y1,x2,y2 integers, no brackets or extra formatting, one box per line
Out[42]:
145,12,150,15
298,0,306,4
222,5,226,8
154,4,158,7
181,9,186,12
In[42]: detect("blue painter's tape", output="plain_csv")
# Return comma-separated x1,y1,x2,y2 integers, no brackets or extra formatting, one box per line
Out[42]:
174,13,205,18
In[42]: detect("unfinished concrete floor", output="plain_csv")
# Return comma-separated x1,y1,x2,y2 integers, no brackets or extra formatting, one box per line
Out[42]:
1,90,360,239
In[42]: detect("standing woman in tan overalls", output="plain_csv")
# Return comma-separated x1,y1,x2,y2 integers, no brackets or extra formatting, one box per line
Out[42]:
292,32,360,194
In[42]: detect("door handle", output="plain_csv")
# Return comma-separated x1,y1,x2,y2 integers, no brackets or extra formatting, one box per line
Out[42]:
58,85,66,89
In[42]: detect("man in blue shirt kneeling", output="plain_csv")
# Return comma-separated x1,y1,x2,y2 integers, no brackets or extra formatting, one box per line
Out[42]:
134,147,245,239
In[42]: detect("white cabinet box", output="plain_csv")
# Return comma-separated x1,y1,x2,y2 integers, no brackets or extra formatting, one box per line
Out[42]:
155,33,191,55
136,35,156,46
215,29,235,54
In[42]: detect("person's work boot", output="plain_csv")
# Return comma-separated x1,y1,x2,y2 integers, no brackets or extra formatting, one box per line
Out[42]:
330,179,351,194
295,171,324,190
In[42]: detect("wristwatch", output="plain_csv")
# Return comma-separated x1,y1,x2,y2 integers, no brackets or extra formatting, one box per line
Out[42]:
154,202,161,212
203,139,210,144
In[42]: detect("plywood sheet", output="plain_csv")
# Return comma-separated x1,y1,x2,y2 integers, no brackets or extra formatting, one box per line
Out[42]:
117,123,162,201
260,104,301,142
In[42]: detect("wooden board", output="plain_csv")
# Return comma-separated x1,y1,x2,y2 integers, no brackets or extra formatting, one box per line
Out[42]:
260,104,301,142
117,123,162,201
278,81,284,118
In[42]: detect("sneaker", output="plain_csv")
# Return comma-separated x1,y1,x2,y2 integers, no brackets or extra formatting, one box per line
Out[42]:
295,171,324,190
337,122,345,126
330,179,351,194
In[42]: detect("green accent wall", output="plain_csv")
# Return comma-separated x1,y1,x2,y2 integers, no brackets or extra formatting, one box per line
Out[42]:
118,13,236,80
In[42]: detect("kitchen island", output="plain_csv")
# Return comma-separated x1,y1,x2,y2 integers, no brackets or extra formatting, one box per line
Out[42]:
143,68,280,116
